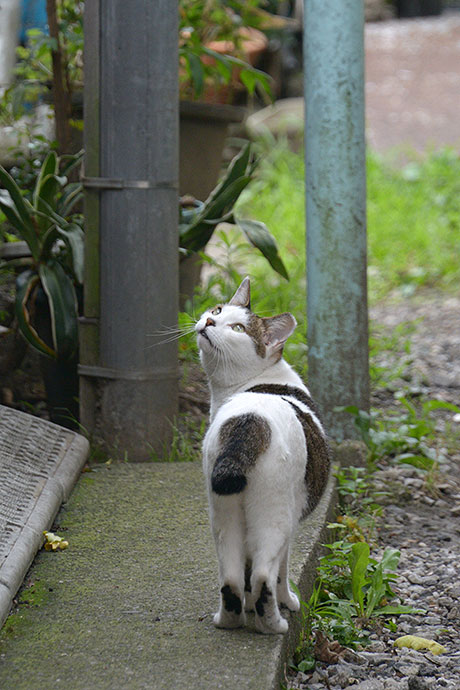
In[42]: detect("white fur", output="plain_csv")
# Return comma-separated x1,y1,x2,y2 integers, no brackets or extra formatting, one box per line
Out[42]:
197,296,315,634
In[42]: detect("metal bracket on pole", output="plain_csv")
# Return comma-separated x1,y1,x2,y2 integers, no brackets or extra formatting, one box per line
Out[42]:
78,364,179,382
81,176,177,190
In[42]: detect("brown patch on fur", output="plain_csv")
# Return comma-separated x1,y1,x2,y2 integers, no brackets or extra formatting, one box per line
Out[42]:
244,313,267,358
211,413,272,494
247,384,321,420
286,400,330,517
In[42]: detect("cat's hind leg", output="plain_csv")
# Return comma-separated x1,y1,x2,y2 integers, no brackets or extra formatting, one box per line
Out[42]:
250,535,289,634
211,495,246,629
277,543,300,612
244,561,256,612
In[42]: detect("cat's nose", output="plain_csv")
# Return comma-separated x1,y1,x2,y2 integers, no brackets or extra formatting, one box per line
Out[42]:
205,318,215,328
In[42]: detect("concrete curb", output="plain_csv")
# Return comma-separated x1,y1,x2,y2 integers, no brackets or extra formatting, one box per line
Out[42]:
0,406,89,628
273,469,337,688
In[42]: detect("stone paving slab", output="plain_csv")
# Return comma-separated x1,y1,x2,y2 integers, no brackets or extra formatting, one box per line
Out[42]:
0,405,90,628
0,462,335,690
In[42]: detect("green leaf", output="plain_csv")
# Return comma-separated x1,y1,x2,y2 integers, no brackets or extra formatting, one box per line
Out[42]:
394,453,435,470
56,223,84,284
35,175,62,233
39,261,78,359
187,51,205,96
15,270,56,358
365,565,385,618
423,399,460,414
379,548,401,572
204,142,252,207
57,182,83,216
375,604,421,616
348,542,370,616
235,217,289,280
179,176,252,252
33,151,58,208
0,166,39,259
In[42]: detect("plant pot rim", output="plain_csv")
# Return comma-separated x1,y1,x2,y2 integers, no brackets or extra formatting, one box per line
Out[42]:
180,99,246,123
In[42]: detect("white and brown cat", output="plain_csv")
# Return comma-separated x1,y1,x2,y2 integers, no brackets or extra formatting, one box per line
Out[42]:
196,277,330,634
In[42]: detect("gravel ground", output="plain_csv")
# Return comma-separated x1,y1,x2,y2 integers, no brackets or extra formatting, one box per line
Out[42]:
287,292,460,690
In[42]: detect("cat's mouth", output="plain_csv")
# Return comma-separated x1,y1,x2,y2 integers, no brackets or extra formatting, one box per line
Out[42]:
198,328,216,350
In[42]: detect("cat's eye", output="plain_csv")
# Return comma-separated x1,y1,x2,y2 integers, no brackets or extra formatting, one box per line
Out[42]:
231,323,245,333
211,306,222,316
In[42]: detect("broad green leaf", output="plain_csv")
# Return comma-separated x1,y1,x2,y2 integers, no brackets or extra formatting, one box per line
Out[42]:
423,399,460,414
187,51,205,96
34,151,58,209
204,143,252,207
56,223,84,284
39,261,78,360
374,604,419,616
180,177,251,252
394,453,435,470
235,217,289,280
0,166,39,259
348,542,369,616
58,182,83,216
379,548,401,572
365,565,385,617
15,270,56,358
35,174,62,233
60,150,84,178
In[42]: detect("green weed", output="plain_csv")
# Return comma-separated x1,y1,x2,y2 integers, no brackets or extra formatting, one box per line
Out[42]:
291,539,415,672
339,397,460,470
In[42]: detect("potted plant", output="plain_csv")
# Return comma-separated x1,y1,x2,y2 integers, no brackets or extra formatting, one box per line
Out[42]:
0,149,84,427
179,141,288,306
179,0,277,200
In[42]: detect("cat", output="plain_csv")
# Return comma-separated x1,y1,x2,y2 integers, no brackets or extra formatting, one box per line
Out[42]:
196,277,331,635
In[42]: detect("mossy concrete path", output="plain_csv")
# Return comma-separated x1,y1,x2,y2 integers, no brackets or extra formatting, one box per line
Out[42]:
0,462,335,690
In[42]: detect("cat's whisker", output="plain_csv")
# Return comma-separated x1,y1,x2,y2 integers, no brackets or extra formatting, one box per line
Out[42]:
144,326,197,349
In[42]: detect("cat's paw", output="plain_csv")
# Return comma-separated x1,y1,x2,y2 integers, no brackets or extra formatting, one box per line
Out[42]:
213,610,245,629
279,590,300,612
255,614,289,635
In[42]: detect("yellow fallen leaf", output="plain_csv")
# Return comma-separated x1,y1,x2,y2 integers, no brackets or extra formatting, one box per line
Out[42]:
394,635,446,655
43,531,69,551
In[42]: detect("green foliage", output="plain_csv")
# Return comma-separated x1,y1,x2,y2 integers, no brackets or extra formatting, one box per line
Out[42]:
180,142,289,279
1,2,83,122
338,397,460,470
292,539,417,672
0,150,83,359
238,142,460,304
367,149,460,298
179,0,272,100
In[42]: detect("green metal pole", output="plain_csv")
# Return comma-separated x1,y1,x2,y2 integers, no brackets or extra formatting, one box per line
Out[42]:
304,0,369,441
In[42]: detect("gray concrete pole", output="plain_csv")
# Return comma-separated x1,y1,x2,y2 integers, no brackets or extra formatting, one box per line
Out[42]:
303,0,369,441
80,0,179,460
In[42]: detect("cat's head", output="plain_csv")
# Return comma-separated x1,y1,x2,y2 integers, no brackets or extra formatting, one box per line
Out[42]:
196,277,296,382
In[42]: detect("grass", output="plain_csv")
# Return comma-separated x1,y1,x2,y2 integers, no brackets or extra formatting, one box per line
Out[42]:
232,139,460,304
180,140,460,380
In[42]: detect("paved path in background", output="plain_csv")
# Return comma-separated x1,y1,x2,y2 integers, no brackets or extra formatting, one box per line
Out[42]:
365,12,460,152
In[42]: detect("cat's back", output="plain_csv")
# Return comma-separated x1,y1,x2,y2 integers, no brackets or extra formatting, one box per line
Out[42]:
203,381,319,471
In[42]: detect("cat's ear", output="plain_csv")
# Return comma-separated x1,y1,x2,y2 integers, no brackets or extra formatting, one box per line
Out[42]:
262,313,297,355
229,276,251,309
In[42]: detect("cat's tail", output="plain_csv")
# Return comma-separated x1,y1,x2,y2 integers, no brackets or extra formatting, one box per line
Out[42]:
211,413,271,495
